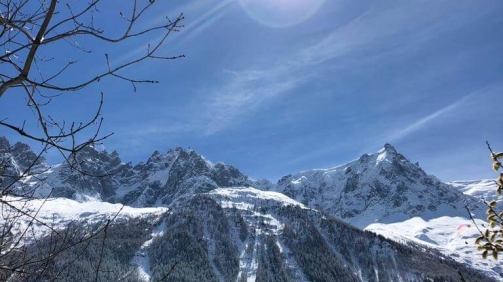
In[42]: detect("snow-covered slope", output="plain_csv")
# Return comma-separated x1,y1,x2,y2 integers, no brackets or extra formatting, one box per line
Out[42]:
450,179,500,203
366,215,502,281
1,196,168,244
5,187,489,281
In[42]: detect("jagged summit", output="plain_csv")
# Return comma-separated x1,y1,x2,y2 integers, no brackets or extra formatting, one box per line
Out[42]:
118,146,260,207
374,143,401,163
1,138,480,222
0,137,259,203
300,143,407,176
0,138,266,205
380,142,397,153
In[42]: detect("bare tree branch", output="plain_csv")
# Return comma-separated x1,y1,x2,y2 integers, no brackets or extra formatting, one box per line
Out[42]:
0,0,184,279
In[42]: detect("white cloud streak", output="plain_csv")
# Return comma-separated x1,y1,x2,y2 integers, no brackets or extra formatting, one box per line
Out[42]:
386,86,494,142
388,100,466,142
139,1,491,136
193,3,429,134
202,67,300,135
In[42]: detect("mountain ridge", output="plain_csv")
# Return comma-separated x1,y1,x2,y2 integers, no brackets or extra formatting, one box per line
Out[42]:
1,136,499,280
0,137,486,221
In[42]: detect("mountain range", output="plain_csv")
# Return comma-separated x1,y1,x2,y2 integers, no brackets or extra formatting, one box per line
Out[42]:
0,136,500,281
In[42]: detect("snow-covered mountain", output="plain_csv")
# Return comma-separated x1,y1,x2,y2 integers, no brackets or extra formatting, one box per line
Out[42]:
115,147,268,207
145,187,488,281
2,195,168,244
0,137,499,281
274,143,484,228
13,143,269,205
270,143,502,279
2,187,490,281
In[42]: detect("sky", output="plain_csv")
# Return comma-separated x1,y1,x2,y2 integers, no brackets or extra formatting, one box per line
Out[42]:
1,0,503,182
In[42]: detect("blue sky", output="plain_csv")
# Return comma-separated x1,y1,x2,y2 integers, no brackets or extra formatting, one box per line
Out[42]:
1,0,502,182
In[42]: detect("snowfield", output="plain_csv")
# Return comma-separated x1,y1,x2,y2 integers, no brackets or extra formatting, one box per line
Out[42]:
1,196,168,244
366,216,503,281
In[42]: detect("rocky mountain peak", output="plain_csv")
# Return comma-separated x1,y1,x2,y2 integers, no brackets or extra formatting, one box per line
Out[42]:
0,138,50,195
375,143,406,164
115,146,263,207
0,136,10,151
11,142,48,172
274,144,481,228
111,150,119,156
358,143,401,166
67,144,123,172
0,138,48,175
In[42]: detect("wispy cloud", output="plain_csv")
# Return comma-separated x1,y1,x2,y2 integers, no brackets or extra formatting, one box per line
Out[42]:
192,2,463,135
179,0,233,43
300,1,492,67
386,84,500,143
126,0,494,138
201,68,300,135
388,98,468,142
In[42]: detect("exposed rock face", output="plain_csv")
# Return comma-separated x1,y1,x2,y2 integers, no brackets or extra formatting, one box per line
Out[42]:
3,141,266,204
119,147,259,206
46,145,132,199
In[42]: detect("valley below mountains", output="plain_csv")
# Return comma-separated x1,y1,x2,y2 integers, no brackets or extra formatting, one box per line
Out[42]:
0,136,500,281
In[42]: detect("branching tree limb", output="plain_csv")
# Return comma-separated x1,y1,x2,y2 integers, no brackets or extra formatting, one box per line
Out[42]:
0,0,183,280
1,0,184,156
